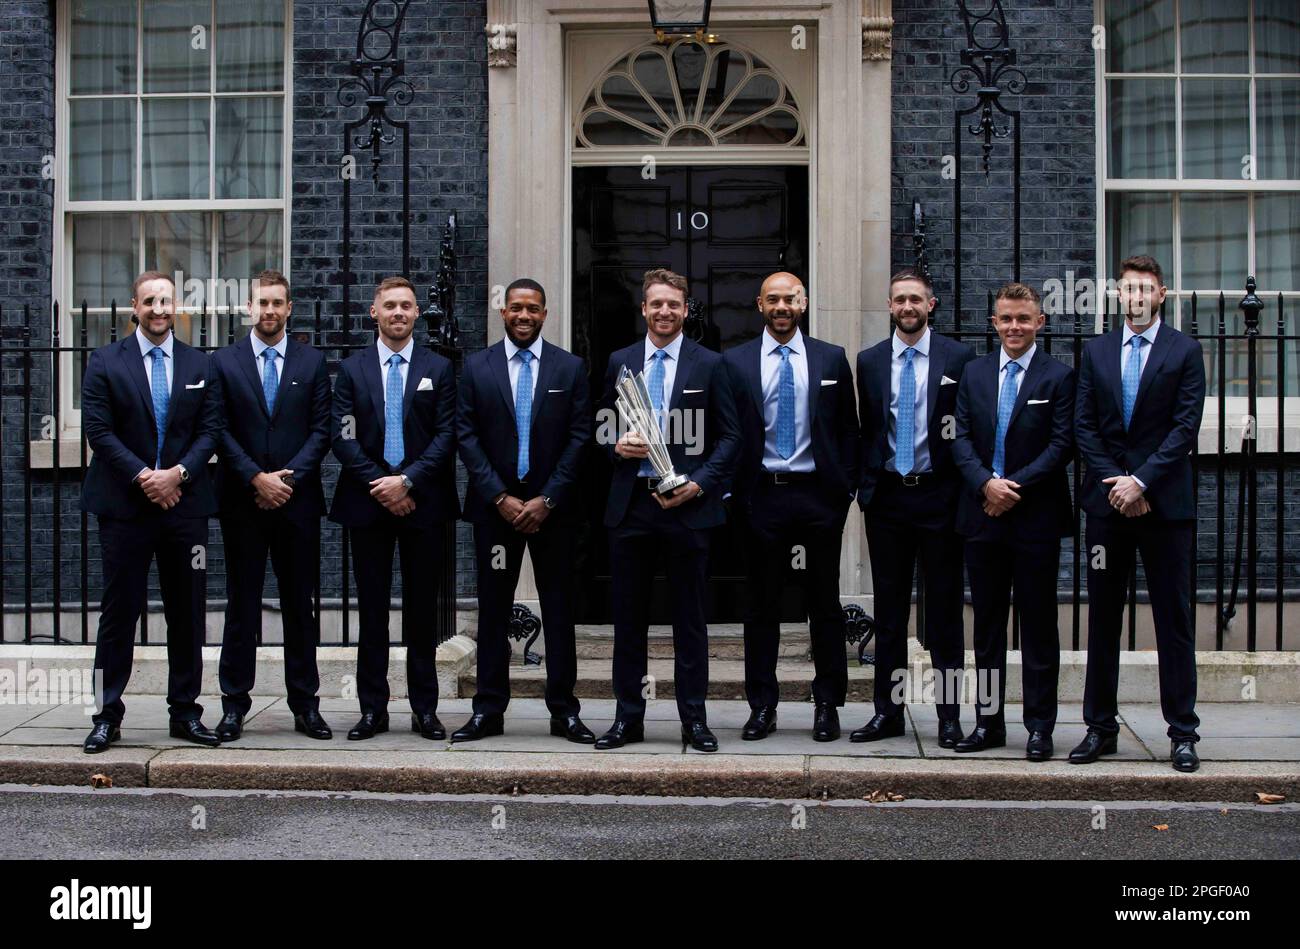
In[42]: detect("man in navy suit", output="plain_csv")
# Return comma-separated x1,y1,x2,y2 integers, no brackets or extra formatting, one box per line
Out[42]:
595,268,740,752
80,271,222,752
723,272,859,742
1071,255,1206,772
210,271,333,742
452,278,594,744
330,276,461,741
851,269,976,747
952,282,1075,761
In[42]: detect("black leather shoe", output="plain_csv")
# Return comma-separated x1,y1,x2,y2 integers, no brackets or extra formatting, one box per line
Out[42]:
450,712,502,743
742,706,777,741
550,714,596,744
1026,731,1054,761
1171,739,1200,773
293,709,333,740
595,720,644,749
83,722,120,754
1068,729,1118,764
682,722,718,752
347,712,389,741
412,713,447,741
812,704,840,742
937,719,964,749
169,719,221,747
850,713,905,743
954,725,1007,753
215,711,243,742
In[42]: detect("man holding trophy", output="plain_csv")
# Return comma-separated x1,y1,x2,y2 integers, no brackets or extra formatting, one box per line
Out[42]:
596,269,740,752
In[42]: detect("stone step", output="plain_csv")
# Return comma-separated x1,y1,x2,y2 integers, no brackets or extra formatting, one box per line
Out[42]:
560,624,861,660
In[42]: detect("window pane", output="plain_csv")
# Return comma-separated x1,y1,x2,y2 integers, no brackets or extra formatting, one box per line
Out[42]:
218,212,283,341
72,214,138,309
1179,0,1249,74
1106,193,1173,282
1255,0,1300,73
71,0,137,95
1107,79,1175,178
1180,193,1247,290
1256,194,1300,292
1257,80,1300,180
142,98,210,199
143,0,211,93
1105,0,1175,73
1181,79,1249,178
69,100,136,201
216,0,285,92
144,212,211,315
216,98,283,198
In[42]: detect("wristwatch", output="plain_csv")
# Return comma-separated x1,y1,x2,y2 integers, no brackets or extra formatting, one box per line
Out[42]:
400,474,414,491
280,472,296,488
542,495,556,510
177,464,190,483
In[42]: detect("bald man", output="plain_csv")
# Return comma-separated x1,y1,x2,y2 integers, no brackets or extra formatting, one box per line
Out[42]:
723,273,860,742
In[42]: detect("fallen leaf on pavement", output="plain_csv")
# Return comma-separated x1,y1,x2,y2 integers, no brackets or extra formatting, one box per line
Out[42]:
1152,823,1169,831
1254,792,1286,805
90,773,112,789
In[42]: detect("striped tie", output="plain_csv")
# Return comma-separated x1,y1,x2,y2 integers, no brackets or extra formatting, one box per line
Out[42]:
515,350,533,480
895,347,916,475
383,353,405,469
1122,336,1143,430
149,347,169,469
775,345,795,459
992,360,1020,478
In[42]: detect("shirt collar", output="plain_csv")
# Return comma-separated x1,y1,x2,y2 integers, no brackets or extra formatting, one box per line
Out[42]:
999,342,1036,373
892,326,930,358
251,333,287,361
762,326,803,357
645,331,684,363
1122,318,1161,347
378,336,415,364
137,326,173,358
504,334,543,363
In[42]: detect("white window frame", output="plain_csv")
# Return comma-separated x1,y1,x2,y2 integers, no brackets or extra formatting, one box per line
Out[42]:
48,0,293,462
1095,0,1300,452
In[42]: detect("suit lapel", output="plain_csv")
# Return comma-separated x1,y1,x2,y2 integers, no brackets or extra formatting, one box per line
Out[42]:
270,338,294,423
361,342,385,433
490,341,516,424
121,333,157,425
925,332,944,427
878,341,892,429
237,336,269,418
745,339,764,419
804,335,822,423
402,347,425,419
668,338,693,411
1106,329,1126,420
1131,324,1174,419
529,340,558,436
1005,346,1044,431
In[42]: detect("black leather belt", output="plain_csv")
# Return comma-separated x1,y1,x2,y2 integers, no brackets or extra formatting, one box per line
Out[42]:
759,471,818,485
884,471,935,488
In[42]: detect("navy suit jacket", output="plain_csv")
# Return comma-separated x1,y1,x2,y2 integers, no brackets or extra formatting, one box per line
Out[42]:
723,332,860,513
856,330,976,510
1074,322,1205,521
80,332,219,519
600,336,740,530
457,338,591,524
328,342,460,528
951,346,1076,542
210,335,331,526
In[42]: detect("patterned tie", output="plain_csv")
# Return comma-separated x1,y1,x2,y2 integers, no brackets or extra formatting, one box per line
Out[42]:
1122,335,1143,430
638,349,667,477
383,352,405,469
515,349,534,480
776,344,795,459
149,347,169,469
262,348,279,415
992,360,1020,478
895,347,916,475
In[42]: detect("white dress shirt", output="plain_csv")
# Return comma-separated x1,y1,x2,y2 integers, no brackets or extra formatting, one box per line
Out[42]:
1121,318,1161,379
887,327,931,474
250,332,288,385
137,326,174,393
504,335,543,402
760,327,814,473
642,332,683,411
995,341,1035,425
377,337,415,408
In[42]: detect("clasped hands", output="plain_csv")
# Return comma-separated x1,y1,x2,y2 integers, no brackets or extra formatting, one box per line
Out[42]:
369,474,415,516
1102,474,1149,517
135,466,184,510
614,431,701,510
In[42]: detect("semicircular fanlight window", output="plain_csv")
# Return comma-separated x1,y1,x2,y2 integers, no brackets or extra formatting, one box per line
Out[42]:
575,39,805,150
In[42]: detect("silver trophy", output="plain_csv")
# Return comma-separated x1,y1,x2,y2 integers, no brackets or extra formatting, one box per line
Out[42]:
615,364,690,496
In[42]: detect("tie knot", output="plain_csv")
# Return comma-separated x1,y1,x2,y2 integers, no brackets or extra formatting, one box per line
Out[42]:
150,347,165,362
1130,335,1144,350
388,353,403,367
263,348,276,361
518,349,533,364
1006,360,1020,376
651,349,666,362
902,347,915,362
777,345,791,358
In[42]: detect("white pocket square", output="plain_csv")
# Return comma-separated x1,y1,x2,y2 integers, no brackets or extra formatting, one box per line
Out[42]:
291,380,299,386
547,388,565,393
820,379,838,387
683,388,703,394
1028,398,1050,405
185,380,205,390
940,375,957,386
416,377,433,391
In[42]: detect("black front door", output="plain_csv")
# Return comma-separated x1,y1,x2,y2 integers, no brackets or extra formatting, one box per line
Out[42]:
571,164,810,623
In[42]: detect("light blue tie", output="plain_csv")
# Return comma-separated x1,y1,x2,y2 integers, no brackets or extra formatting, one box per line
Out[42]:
776,345,795,460
1122,336,1143,430
638,350,667,477
515,350,533,480
149,347,169,469
992,360,1020,478
262,348,279,415
895,347,916,475
383,353,405,469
